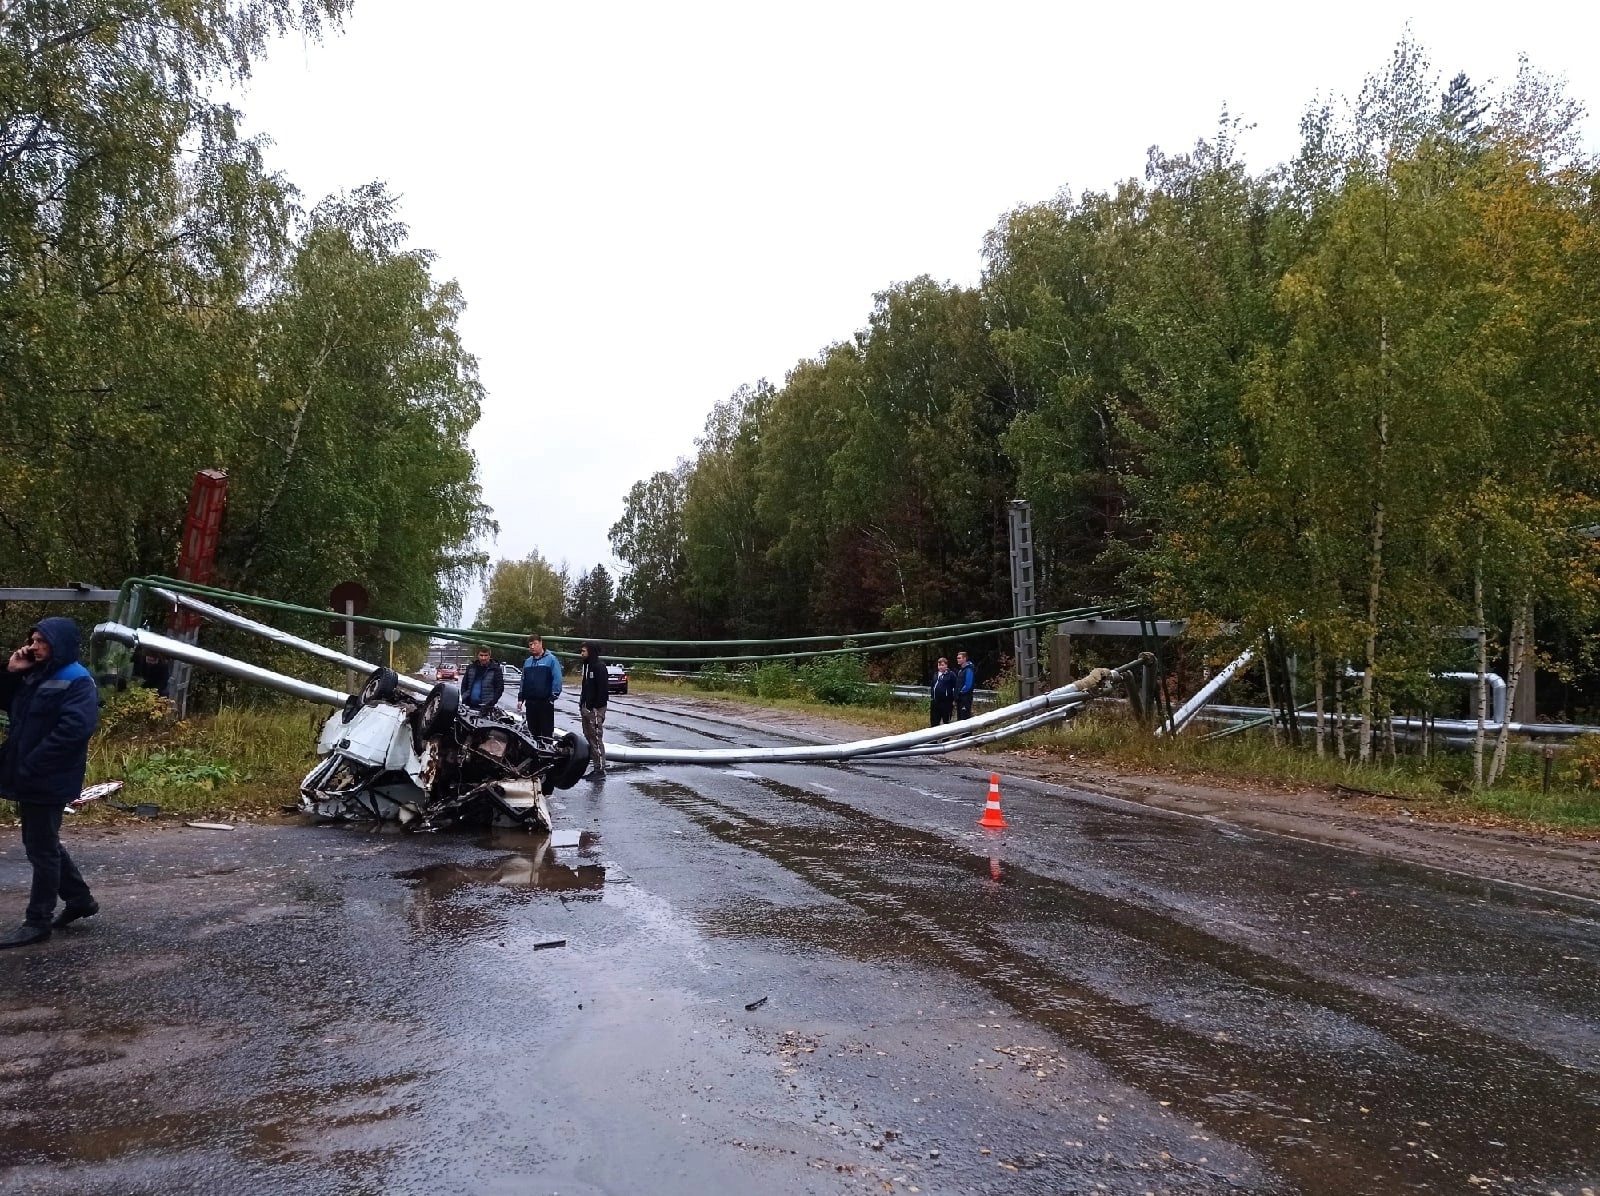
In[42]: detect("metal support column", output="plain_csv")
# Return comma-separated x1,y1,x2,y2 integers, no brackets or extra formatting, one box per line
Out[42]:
1007,499,1039,699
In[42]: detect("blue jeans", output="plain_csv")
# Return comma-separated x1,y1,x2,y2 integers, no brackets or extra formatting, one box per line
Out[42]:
19,802,93,927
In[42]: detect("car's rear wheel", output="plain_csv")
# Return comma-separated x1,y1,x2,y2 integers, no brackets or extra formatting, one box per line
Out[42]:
415,682,460,739
551,730,590,791
361,667,399,705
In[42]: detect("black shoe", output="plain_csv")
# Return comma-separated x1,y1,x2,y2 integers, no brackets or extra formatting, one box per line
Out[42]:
0,924,50,948
53,900,99,928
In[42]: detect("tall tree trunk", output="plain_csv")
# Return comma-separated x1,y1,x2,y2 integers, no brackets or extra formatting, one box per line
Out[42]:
1261,648,1281,748
1313,643,1326,759
1359,496,1384,764
1473,553,1487,789
1335,663,1347,762
1489,593,1532,786
1361,311,1391,765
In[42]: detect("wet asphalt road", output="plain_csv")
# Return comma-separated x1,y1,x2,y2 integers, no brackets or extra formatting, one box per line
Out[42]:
0,692,1597,1195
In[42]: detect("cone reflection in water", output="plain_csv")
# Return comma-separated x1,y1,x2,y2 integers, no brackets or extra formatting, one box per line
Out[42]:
978,772,1007,829
989,856,1002,882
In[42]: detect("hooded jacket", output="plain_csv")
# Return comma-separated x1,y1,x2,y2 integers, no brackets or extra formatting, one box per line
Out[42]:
930,667,957,704
0,617,100,805
578,643,608,710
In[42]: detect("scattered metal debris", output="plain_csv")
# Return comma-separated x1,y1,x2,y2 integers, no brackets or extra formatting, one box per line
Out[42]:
744,996,769,1011
533,938,568,950
185,821,234,831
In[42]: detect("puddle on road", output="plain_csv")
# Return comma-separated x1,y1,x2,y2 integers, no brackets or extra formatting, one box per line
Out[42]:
399,852,606,898
633,773,1600,1193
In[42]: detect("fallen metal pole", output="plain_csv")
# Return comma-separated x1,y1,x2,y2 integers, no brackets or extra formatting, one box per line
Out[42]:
94,623,349,708
149,586,432,699
606,660,1137,765
866,700,1086,759
1157,645,1257,737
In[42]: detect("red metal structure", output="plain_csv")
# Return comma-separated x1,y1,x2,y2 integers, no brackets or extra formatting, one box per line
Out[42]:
171,470,228,634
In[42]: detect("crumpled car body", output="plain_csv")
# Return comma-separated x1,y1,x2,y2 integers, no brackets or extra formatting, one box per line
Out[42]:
300,669,590,831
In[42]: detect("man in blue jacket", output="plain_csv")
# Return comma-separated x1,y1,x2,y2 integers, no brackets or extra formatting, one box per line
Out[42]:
0,617,100,946
517,635,562,738
954,650,977,721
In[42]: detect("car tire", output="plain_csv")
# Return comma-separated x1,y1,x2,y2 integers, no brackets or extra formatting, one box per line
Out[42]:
361,667,400,705
551,730,590,791
619,683,627,695
415,682,460,740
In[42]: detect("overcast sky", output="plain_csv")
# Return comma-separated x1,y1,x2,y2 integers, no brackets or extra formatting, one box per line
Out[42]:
233,1,1600,624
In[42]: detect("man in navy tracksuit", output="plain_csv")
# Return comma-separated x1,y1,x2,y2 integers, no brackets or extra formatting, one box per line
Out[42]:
0,617,100,947
517,635,562,739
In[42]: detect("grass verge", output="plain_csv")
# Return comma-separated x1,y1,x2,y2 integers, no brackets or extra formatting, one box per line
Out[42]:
58,690,322,824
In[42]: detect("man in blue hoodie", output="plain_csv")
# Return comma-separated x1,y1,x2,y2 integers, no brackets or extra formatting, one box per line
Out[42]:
0,617,100,946
517,635,562,738
954,650,977,721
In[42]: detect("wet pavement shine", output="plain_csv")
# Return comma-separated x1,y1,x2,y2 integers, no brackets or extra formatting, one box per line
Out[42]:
0,692,1596,1195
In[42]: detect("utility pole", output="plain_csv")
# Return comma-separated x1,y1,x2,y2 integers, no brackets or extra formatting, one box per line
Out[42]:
1008,499,1039,699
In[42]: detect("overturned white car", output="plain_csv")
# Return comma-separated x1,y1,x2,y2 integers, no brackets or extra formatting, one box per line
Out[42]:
300,667,590,831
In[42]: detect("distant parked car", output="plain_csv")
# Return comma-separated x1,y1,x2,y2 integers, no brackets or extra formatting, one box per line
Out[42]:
437,664,458,682
607,663,628,695
417,663,438,681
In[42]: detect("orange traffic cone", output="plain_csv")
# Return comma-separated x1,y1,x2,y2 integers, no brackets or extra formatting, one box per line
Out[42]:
977,773,1008,829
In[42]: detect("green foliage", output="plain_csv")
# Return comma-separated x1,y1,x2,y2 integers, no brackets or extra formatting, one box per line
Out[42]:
96,687,172,739
693,664,738,692
751,661,798,700
606,36,1600,766
475,550,569,638
567,564,619,639
123,749,238,790
0,2,491,637
798,653,871,705
1559,736,1600,791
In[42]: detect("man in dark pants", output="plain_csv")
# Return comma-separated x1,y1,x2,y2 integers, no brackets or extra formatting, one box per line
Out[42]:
577,641,608,778
954,650,977,720
929,656,957,726
517,635,562,739
459,646,504,713
0,617,100,947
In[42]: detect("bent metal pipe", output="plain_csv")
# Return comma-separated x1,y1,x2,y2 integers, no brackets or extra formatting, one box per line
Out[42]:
93,622,348,708
603,660,1143,766
95,618,1146,767
149,586,432,699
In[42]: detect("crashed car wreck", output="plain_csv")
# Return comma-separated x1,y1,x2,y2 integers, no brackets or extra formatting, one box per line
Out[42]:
91,613,589,833
300,668,591,832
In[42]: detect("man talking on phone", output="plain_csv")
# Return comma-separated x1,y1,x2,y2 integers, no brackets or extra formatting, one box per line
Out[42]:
0,617,100,947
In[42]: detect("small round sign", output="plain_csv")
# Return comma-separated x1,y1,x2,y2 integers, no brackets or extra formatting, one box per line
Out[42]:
382,628,401,643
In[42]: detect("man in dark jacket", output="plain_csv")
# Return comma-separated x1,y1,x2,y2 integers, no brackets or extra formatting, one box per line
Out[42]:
0,617,100,946
459,646,504,713
517,636,562,738
577,642,608,778
954,650,977,720
929,657,957,726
